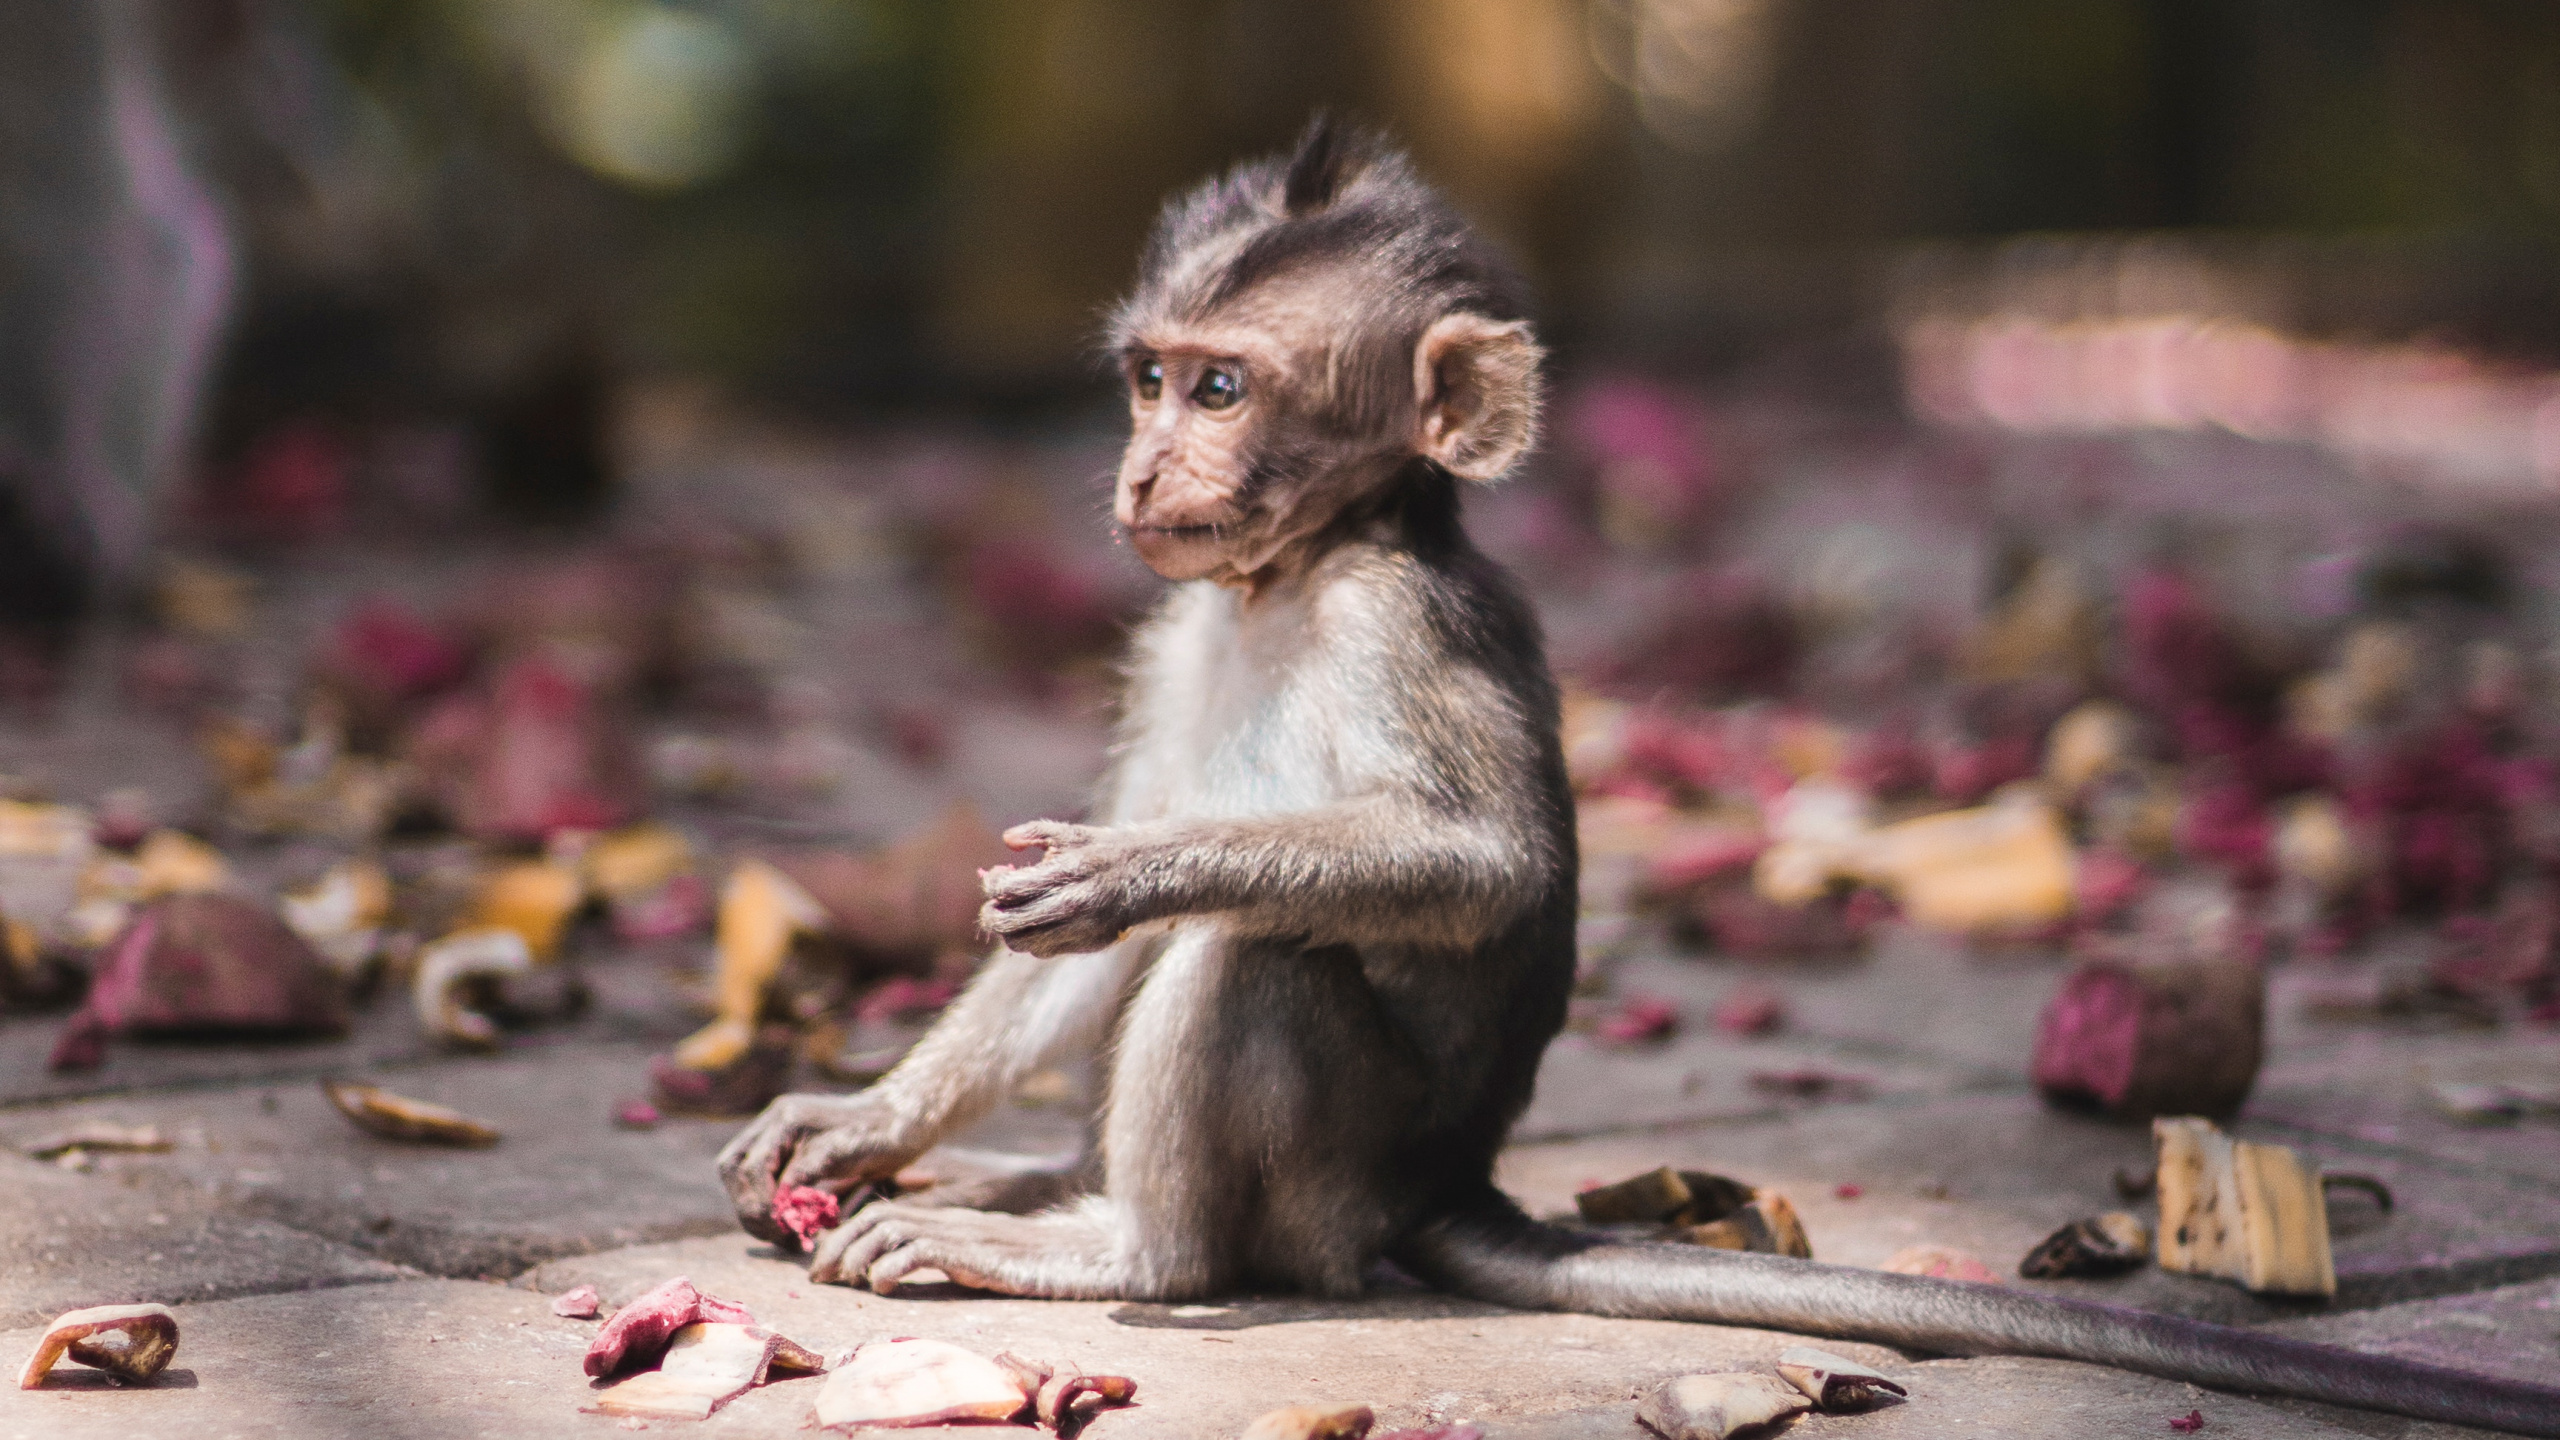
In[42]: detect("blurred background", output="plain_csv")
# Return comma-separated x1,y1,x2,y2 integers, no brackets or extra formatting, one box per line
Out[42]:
5,1,2560,1079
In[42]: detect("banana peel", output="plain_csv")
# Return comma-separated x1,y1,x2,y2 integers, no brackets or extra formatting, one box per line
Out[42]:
673,859,829,1072
2153,1116,2335,1297
1757,787,2076,933
467,859,585,961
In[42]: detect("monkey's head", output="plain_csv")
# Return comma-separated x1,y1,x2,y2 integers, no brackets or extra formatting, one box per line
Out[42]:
1107,119,1545,586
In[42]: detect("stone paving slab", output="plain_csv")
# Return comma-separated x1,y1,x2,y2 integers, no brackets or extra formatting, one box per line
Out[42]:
0,1244,2515,1440
1498,1359,2417,1440
523,1235,2456,1439
0,1041,1093,1281
2270,1278,2560,1391
2249,1027,2560,1187
1591,930,2056,1079
0,1044,743,1278
0,944,705,1107
0,1278,591,1440
1515,1029,1989,1141
1498,1093,2560,1324
0,1153,406,1329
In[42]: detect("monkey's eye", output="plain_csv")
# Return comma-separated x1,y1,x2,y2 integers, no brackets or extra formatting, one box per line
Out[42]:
1133,359,1163,402
1191,366,1243,411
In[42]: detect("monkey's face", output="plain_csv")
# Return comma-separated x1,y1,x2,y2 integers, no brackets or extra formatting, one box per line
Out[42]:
1115,303,1543,587
1114,316,1390,585
1116,345,1255,582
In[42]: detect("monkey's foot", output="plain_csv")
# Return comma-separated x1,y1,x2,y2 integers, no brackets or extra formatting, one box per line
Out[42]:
812,1199,1129,1298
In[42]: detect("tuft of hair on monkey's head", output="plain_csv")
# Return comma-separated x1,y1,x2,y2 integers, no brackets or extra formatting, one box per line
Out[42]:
1107,116,1547,585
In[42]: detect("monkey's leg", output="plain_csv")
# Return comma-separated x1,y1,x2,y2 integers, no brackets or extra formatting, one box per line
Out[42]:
827,927,1430,1301
901,1161,1098,1216
811,1195,1130,1295
720,937,1142,1240
815,926,1244,1299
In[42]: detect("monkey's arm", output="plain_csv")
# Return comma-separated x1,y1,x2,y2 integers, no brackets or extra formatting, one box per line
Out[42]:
716,938,1142,1241
983,789,1552,954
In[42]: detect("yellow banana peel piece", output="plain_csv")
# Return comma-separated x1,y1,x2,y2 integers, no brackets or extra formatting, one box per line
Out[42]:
671,859,829,1072
469,860,586,961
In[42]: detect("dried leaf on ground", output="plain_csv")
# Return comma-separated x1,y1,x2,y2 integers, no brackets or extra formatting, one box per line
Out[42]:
18,1124,172,1160
1685,1192,1813,1258
2018,1212,2151,1279
1774,1346,1907,1410
1240,1403,1378,1440
18,1303,179,1388
1636,1372,1810,1439
324,1078,501,1147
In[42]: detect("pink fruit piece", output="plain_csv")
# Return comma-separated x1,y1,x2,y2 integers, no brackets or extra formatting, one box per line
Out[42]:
50,896,348,1072
1595,994,1677,1045
772,1184,841,1251
1881,1244,1999,1284
613,1099,662,1130
2030,959,2264,1121
1711,983,1784,1036
552,1284,602,1319
2170,1409,2206,1432
583,1277,756,1378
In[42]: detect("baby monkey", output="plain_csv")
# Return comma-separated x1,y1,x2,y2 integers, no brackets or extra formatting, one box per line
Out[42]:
720,121,2560,1437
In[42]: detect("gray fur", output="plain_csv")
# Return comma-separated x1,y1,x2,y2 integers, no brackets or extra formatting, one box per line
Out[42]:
717,125,2560,1437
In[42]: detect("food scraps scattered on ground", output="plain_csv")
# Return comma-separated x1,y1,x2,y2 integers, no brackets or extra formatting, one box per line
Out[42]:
2153,1115,2337,1296
2018,1212,2152,1279
322,1077,502,1147
584,1321,825,1422
585,1277,758,1379
1240,1403,1381,1440
1636,1346,1907,1440
18,1303,180,1389
551,1283,602,1320
1575,1165,1815,1258
812,1337,1137,1433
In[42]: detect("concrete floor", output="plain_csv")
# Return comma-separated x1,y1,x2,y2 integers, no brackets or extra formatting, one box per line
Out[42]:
1,916,2554,1440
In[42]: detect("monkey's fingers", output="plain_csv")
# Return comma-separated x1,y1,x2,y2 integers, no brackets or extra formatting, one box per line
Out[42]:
982,863,1075,910
823,1198,920,1288
869,1240,965,1294
716,1109,811,1243
980,893,1121,958
806,1206,876,1285
777,1124,905,1192
1002,820,1091,852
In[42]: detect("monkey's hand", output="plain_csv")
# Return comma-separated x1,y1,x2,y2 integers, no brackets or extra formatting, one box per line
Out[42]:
716,1092,920,1245
979,820,1149,958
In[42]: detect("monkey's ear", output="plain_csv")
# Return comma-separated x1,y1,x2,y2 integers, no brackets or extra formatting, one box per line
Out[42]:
1415,313,1544,482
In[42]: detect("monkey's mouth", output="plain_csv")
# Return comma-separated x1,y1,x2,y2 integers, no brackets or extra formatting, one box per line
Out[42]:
1129,523,1222,541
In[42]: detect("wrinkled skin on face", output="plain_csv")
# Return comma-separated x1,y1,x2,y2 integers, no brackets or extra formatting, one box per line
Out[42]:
1116,312,1385,587
1114,291,1538,591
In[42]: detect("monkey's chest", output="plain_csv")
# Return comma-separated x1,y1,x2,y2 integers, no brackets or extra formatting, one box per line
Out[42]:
1134,658,1348,820
1175,688,1342,816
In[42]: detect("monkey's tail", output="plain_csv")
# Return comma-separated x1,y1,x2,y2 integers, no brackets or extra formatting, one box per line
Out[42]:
1399,1201,2560,1438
